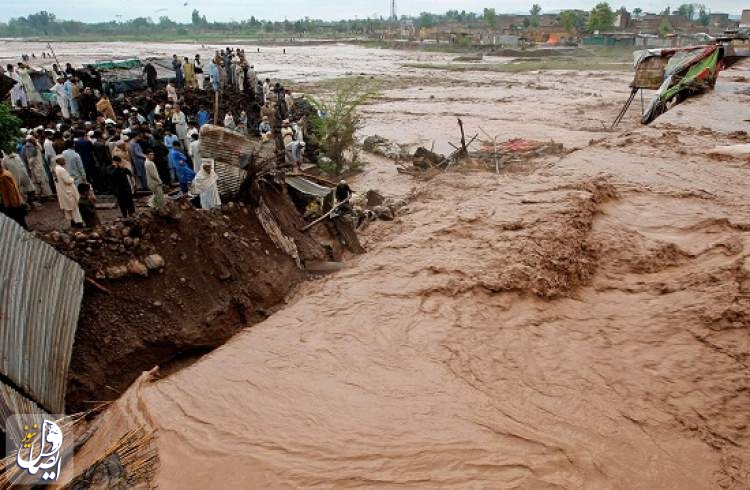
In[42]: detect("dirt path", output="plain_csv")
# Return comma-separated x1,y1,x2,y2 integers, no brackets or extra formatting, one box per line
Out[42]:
68,56,750,487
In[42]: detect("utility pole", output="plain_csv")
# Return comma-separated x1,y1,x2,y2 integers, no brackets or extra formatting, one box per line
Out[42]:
390,0,397,23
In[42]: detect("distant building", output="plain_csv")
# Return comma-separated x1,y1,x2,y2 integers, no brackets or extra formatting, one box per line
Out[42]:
708,13,731,28
635,14,691,33
741,9,750,28
615,8,632,29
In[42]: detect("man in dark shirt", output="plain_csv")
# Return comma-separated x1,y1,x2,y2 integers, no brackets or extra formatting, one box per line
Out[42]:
91,130,111,193
111,156,135,218
77,182,100,228
143,62,158,91
74,131,95,186
171,55,183,89
335,180,352,203
151,131,171,186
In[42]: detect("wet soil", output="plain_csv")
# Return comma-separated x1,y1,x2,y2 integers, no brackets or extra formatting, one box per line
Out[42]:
47,194,324,413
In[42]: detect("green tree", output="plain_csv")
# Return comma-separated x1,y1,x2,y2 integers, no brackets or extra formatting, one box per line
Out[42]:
0,103,22,155
530,4,542,27
308,80,375,174
633,7,643,16
483,8,497,28
415,12,437,29
559,10,583,33
659,17,674,35
588,2,616,31
697,4,710,25
661,6,671,15
677,4,695,20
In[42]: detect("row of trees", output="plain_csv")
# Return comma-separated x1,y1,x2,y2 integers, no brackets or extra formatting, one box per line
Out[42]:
407,2,714,34
0,10,396,37
0,4,722,38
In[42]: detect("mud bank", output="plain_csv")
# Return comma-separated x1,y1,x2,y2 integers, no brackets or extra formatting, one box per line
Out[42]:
46,191,324,413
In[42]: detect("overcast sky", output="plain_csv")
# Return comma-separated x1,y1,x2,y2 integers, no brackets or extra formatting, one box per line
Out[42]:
1,0,746,23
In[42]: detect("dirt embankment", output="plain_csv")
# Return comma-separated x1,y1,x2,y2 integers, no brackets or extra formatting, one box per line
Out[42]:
43,188,325,413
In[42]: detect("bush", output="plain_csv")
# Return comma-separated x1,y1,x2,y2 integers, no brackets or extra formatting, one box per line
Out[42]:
0,103,22,155
308,80,374,175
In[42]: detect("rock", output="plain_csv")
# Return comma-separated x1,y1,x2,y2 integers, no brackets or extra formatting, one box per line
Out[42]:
144,254,165,270
387,198,408,215
127,260,149,277
49,231,61,242
363,135,388,151
95,270,106,280
373,205,394,221
123,237,134,247
90,232,100,239
153,301,163,307
227,202,235,209
365,189,385,207
121,227,131,238
133,237,140,247
106,265,128,279
170,233,180,241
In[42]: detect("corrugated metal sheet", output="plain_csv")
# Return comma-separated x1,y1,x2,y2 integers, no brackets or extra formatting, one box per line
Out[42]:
200,124,254,198
0,214,84,413
0,381,49,442
286,176,332,198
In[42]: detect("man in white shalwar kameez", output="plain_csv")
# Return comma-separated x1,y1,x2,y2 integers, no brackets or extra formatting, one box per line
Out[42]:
24,136,52,196
192,161,221,210
172,105,189,150
189,133,202,173
6,65,27,108
50,77,70,119
17,64,42,104
54,155,83,228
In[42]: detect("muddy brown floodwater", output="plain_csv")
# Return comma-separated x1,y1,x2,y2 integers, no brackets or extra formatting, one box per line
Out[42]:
20,42,749,487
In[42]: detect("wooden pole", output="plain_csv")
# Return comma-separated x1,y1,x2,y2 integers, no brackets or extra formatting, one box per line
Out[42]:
213,90,220,125
302,197,350,231
457,118,467,155
47,42,61,69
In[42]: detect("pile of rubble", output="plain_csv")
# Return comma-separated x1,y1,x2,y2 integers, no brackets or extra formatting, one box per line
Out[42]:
363,135,410,161
44,223,166,281
350,189,409,225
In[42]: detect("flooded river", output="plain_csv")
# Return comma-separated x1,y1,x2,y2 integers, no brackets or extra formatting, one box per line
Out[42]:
14,42,750,487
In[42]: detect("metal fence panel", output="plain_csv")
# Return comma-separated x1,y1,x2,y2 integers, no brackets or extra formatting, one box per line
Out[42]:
0,214,84,413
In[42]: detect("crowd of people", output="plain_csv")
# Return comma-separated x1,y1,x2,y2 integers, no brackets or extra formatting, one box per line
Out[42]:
1,46,310,232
